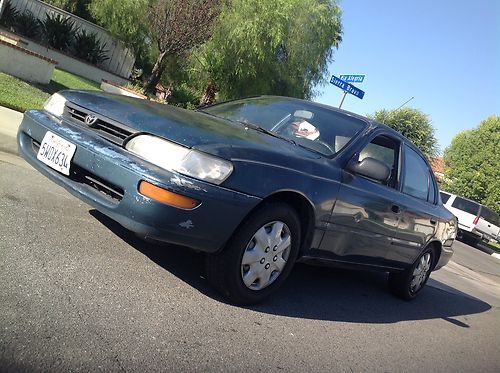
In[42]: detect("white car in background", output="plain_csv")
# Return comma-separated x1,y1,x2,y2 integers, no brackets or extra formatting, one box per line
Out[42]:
440,191,500,245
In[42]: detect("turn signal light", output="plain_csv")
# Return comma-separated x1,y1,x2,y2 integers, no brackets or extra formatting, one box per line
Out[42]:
139,181,200,209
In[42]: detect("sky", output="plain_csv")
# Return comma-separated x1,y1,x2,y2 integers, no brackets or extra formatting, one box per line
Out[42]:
314,0,500,153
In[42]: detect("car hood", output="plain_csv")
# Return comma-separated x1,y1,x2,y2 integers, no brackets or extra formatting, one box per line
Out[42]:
62,91,322,165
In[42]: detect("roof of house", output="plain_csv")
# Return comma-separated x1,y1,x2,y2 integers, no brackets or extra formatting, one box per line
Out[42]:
430,157,444,175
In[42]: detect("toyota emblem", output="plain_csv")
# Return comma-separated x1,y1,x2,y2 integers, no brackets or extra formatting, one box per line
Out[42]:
84,114,98,126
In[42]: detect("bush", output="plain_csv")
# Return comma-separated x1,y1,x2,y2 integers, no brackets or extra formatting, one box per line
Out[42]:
72,30,109,65
0,0,18,31
39,12,76,51
14,10,40,39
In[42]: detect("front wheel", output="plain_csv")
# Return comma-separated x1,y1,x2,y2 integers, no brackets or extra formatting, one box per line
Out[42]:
388,248,435,300
206,202,301,305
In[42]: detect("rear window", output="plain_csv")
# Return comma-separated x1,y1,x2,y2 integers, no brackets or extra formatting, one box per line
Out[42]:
451,197,480,216
440,192,451,204
480,207,500,226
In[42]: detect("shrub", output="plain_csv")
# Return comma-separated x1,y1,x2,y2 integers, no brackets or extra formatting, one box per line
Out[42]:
0,0,18,31
39,12,76,51
14,10,40,39
72,30,109,65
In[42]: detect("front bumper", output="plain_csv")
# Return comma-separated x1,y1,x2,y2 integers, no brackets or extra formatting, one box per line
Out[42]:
18,110,261,253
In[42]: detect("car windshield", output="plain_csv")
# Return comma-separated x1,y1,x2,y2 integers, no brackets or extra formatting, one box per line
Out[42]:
202,97,367,156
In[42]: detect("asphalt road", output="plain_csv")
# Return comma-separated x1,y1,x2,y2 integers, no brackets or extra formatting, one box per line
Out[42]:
1,150,499,372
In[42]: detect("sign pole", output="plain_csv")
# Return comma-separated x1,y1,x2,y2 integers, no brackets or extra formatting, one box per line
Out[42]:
339,91,348,109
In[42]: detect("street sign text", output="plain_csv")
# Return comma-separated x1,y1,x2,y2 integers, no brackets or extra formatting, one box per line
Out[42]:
330,76,365,100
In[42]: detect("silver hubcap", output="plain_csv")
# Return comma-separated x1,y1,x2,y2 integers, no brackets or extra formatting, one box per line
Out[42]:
410,252,432,293
241,221,291,291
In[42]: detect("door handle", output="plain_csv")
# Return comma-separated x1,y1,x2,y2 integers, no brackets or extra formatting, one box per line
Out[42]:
430,218,437,225
391,205,401,214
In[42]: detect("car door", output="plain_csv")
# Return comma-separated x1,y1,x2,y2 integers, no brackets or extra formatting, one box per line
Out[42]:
385,143,438,267
318,132,407,268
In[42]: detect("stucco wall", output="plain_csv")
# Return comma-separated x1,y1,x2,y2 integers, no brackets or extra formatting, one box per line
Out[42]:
25,41,128,85
0,39,56,83
10,0,135,79
100,80,146,99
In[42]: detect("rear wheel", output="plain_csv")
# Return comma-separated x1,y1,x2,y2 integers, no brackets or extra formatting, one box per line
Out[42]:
206,202,301,305
389,248,434,300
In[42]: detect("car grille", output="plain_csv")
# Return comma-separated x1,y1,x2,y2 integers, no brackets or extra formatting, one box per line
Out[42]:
64,103,136,146
31,139,124,202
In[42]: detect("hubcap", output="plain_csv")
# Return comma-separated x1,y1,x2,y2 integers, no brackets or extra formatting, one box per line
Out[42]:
240,221,291,291
410,252,432,293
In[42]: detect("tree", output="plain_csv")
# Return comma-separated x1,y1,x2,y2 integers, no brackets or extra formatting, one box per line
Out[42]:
370,108,438,159
143,0,223,94
189,0,342,104
443,115,500,214
42,0,94,21
88,0,150,55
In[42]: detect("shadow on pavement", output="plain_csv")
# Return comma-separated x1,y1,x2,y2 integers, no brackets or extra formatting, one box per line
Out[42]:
90,210,491,325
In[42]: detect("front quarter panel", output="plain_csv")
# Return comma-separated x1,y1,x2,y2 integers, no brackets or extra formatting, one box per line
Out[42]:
223,157,344,247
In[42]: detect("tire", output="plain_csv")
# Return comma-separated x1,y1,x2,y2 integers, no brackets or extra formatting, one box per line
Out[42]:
205,202,301,305
388,247,435,300
463,233,480,247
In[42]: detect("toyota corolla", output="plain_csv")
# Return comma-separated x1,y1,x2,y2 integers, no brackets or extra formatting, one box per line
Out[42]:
17,92,456,304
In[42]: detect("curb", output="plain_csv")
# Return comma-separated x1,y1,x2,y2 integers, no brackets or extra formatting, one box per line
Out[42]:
0,106,23,155
492,253,500,260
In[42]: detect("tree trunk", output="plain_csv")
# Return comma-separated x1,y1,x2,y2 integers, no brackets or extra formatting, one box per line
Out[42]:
199,81,216,107
143,50,168,95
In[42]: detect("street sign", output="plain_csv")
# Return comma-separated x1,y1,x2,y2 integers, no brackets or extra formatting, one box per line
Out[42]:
339,74,365,83
329,75,365,100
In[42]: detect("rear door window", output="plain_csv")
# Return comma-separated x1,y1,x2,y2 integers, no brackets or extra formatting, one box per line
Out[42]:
402,145,429,201
451,197,480,216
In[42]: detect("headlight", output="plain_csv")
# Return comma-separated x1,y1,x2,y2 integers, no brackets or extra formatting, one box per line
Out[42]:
43,93,67,117
126,135,233,185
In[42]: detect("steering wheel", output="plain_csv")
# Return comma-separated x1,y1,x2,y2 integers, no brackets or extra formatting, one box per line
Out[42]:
314,139,335,154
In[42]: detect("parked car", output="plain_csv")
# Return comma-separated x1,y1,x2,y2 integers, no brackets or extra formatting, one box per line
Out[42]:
17,92,457,304
440,191,500,245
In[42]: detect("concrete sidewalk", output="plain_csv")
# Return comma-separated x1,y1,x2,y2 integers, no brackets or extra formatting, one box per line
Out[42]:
0,106,23,154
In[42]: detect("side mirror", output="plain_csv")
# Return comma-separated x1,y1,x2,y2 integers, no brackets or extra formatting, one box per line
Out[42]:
347,157,391,183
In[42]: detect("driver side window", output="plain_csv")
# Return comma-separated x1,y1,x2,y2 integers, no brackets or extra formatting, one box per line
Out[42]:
357,135,400,188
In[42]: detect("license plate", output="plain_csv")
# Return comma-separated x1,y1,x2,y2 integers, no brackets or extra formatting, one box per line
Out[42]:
36,131,76,176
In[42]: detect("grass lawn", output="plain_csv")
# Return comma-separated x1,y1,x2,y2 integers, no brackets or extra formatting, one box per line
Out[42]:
0,69,100,112
486,240,500,253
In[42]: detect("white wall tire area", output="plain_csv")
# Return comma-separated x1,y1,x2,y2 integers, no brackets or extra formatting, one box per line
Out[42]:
205,202,301,305
388,248,435,300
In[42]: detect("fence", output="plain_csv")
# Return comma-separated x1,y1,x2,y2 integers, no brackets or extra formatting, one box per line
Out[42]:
8,0,135,79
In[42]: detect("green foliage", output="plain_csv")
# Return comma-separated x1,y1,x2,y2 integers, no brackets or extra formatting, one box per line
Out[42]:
88,0,150,55
189,0,342,100
370,108,438,158
0,0,18,30
443,115,500,214
167,83,200,110
72,30,108,64
41,0,94,21
88,0,153,73
13,11,40,39
39,12,77,51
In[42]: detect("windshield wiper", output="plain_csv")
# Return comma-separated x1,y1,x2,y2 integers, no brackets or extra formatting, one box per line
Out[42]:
198,111,296,145
238,121,296,145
